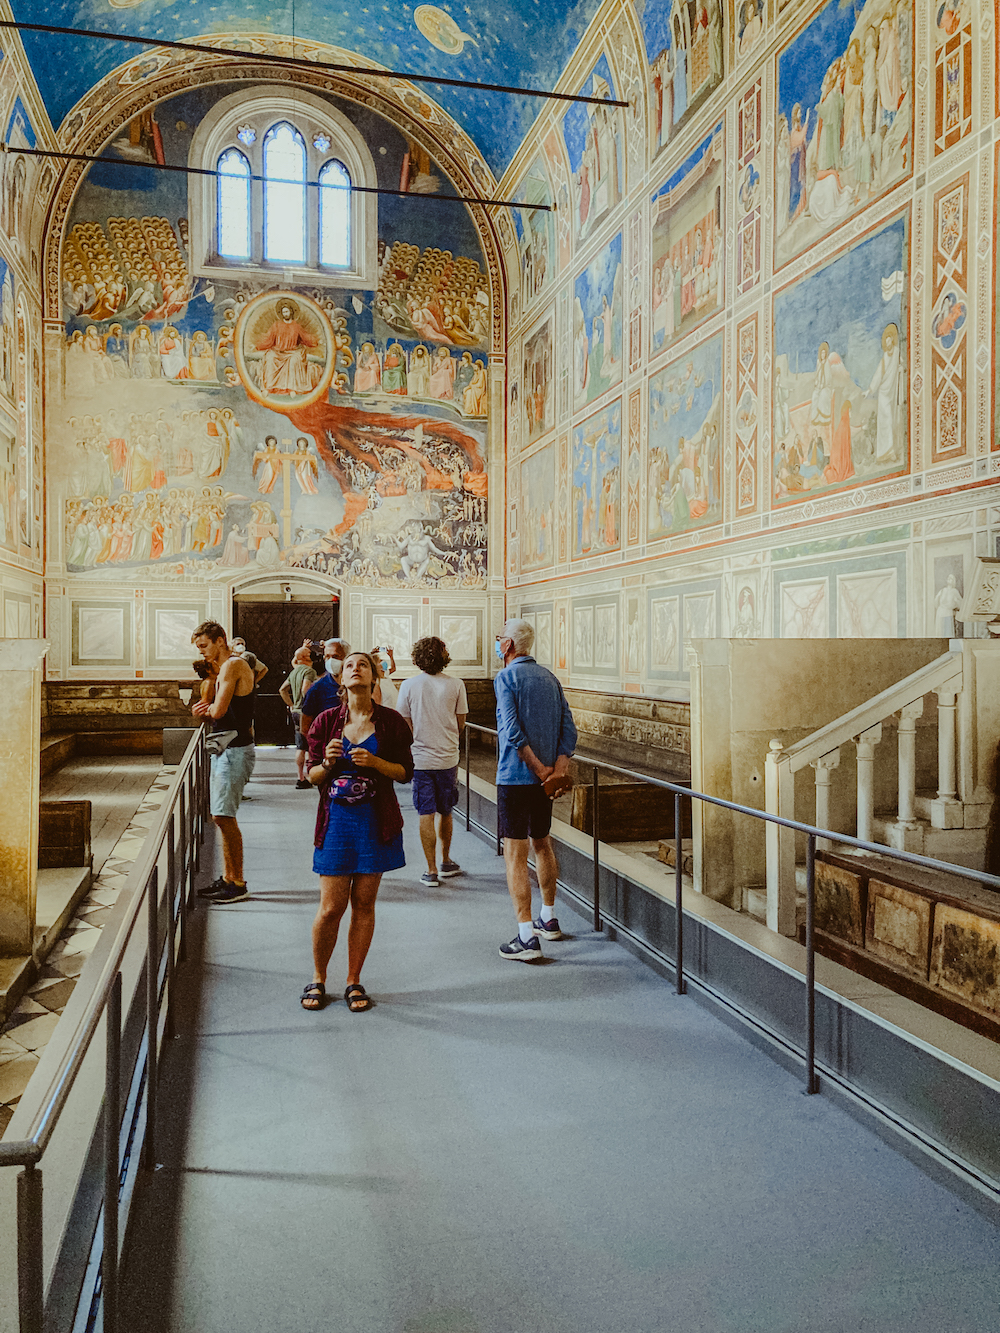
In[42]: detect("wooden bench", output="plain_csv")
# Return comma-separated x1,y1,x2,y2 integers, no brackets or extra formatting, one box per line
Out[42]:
38,800,92,870
570,782,692,842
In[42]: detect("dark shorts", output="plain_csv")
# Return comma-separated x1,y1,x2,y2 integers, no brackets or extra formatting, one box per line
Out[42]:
498,783,552,841
295,730,308,752
412,766,459,815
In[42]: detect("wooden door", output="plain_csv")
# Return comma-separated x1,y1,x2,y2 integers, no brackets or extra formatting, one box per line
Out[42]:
233,600,338,744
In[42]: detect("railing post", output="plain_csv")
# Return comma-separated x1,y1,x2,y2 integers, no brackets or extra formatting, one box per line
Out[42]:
810,749,840,851
178,787,189,961
931,688,963,829
192,763,202,872
853,723,883,843
142,866,159,1171
764,741,797,937
592,765,601,932
103,972,122,1333
165,817,177,1041
17,1162,43,1333
805,833,818,1095
674,790,685,995
888,700,924,851
464,725,470,832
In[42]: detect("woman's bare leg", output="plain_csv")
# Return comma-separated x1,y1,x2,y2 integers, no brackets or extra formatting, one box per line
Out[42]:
346,873,383,986
305,875,351,1007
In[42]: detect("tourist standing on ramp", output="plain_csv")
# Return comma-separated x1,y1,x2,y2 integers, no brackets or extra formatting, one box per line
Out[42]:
494,618,577,962
191,620,257,904
279,645,318,788
302,651,414,1013
396,635,468,887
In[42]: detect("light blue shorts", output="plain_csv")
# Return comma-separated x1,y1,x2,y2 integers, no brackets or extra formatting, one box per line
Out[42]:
210,744,256,818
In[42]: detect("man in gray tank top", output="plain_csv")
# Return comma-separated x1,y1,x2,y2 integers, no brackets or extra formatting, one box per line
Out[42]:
191,620,256,903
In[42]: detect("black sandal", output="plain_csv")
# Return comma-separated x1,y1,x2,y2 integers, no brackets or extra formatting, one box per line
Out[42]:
300,981,326,1010
344,983,373,1013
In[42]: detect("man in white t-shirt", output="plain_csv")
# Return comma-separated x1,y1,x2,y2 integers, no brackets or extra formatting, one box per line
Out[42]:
397,636,468,888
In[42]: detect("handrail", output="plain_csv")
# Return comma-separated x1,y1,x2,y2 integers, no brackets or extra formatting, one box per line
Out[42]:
781,650,963,773
461,719,1000,1099
0,727,204,1166
2,726,209,1333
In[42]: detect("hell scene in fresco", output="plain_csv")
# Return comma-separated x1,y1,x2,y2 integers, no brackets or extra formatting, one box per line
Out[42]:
58,89,489,588
519,443,555,573
523,312,554,443
647,331,723,539
512,158,555,311
650,125,724,357
772,213,908,506
562,54,624,244
775,0,912,268
572,399,621,560
642,0,725,157
574,232,623,412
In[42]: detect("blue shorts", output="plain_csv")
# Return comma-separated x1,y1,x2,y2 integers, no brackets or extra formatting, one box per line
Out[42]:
498,783,552,840
412,766,459,816
210,744,256,817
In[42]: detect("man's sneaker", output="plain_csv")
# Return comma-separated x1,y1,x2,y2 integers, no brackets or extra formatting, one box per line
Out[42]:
210,881,250,904
499,934,543,962
532,916,563,941
197,876,231,899
420,871,440,888
439,861,462,878
295,778,312,790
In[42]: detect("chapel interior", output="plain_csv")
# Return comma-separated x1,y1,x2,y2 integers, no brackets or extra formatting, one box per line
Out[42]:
1,0,1000,1328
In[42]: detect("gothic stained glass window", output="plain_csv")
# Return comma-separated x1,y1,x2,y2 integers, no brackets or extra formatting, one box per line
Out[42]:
216,148,251,260
319,160,351,268
263,122,307,264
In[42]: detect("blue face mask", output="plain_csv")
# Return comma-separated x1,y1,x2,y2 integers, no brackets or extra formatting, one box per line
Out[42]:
378,656,391,674
495,639,506,663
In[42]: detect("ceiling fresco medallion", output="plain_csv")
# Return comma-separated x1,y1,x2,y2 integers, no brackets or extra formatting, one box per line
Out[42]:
234,291,337,413
413,6,477,55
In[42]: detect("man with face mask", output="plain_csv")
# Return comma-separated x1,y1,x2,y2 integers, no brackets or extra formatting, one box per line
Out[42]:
298,637,351,739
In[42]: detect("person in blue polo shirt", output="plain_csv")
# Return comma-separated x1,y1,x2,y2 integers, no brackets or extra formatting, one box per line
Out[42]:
494,618,577,962
299,637,351,737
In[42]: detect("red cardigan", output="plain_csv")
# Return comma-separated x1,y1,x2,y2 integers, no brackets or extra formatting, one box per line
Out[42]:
308,703,414,848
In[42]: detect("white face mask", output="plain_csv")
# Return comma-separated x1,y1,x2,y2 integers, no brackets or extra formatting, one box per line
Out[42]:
325,657,343,676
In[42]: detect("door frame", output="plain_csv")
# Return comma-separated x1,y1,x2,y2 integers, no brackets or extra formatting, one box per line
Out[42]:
226,569,344,637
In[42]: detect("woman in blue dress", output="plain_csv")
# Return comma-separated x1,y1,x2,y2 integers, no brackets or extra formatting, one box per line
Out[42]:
302,651,414,1012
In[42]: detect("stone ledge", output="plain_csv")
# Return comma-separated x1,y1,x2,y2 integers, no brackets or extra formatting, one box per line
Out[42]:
0,866,91,1022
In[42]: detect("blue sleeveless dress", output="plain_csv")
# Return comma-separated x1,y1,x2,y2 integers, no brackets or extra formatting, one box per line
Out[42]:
312,734,406,876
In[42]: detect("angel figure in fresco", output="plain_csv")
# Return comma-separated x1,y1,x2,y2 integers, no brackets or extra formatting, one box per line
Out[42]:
253,435,283,494
291,438,319,494
255,299,320,395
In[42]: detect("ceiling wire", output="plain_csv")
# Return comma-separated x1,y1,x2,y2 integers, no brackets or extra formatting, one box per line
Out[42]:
0,141,552,211
0,19,629,107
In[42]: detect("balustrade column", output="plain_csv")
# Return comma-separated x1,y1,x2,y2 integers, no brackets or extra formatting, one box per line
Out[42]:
887,700,924,852
853,723,882,844
931,689,964,829
810,749,840,851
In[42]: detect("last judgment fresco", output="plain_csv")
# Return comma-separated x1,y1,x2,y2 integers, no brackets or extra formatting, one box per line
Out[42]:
57,86,490,588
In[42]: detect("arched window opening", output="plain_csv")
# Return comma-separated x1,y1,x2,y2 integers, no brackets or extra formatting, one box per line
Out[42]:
319,159,351,268
216,148,251,261
263,122,307,265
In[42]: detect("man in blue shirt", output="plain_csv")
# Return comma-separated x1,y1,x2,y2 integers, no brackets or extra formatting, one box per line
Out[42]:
299,638,351,737
494,618,577,961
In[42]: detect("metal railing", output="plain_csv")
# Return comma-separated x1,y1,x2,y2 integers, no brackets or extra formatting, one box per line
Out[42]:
1,728,210,1333
461,722,1000,1096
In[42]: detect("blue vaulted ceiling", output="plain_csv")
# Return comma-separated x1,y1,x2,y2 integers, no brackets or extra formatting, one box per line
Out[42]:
9,0,613,178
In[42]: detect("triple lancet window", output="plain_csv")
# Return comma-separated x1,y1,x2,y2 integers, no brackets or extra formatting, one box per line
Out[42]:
190,88,376,285
215,121,351,269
